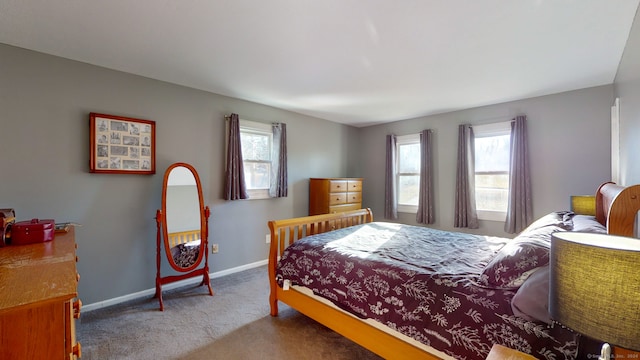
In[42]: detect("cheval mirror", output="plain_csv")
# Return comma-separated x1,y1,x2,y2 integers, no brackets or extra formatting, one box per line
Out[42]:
154,162,214,310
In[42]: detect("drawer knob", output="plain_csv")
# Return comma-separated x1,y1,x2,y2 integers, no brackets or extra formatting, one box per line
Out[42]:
73,342,82,357
74,299,83,319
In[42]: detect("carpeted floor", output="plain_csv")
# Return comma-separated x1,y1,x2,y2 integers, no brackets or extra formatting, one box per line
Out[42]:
78,265,383,360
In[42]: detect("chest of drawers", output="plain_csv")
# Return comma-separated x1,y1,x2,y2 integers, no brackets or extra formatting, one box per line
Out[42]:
309,178,363,215
0,227,81,359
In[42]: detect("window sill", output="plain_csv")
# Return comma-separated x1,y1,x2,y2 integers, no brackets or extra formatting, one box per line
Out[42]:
397,204,418,213
477,210,506,222
247,189,270,200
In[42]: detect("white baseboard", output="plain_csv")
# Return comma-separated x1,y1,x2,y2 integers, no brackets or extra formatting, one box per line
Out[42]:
82,259,268,313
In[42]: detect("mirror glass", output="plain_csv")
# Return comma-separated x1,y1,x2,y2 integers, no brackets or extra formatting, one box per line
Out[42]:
163,164,204,270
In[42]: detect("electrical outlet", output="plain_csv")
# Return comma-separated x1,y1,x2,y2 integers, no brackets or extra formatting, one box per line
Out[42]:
211,244,219,254
266,234,271,243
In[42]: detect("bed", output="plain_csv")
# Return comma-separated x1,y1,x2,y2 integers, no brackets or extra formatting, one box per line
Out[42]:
168,229,201,268
267,182,640,359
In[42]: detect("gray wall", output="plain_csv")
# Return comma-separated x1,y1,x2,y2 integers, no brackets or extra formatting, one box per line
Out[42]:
614,5,640,186
358,85,613,237
0,43,358,305
0,37,621,306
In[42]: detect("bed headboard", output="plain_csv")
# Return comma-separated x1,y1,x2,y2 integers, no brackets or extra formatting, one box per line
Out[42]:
595,182,640,237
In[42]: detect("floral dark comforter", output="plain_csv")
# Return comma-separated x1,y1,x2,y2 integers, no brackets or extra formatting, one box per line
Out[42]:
275,222,577,360
170,240,200,268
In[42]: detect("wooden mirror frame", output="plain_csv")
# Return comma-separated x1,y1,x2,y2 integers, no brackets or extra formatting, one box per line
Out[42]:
154,162,214,311
162,162,206,273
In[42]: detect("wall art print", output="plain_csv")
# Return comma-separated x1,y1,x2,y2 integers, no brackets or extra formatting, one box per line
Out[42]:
90,113,156,174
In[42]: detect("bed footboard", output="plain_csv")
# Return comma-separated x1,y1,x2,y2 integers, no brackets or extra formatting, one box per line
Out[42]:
266,208,446,359
267,208,373,316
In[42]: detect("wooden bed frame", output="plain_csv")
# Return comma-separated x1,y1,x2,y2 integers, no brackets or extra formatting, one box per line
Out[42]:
167,229,201,248
267,183,640,359
595,182,640,236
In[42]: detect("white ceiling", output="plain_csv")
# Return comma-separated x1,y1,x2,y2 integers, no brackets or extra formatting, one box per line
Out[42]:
1,1,638,127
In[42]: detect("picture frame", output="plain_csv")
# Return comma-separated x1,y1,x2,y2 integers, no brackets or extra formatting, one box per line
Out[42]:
90,113,156,174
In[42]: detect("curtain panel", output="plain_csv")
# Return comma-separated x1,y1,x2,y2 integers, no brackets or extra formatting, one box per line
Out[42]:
269,123,288,198
384,134,398,220
454,124,478,228
416,129,435,224
504,115,532,233
223,113,248,200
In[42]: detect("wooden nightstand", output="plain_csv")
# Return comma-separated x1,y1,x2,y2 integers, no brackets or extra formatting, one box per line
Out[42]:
486,344,537,360
614,346,640,359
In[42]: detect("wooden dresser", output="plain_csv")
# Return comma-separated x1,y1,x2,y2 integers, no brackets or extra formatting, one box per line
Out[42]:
0,227,82,359
309,178,363,215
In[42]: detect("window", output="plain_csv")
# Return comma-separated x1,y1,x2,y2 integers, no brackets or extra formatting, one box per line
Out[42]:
474,122,511,221
240,120,273,199
396,134,420,213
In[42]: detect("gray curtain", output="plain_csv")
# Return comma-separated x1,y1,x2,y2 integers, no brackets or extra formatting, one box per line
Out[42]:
416,129,434,224
454,124,478,228
224,113,248,200
504,115,532,233
384,134,398,220
269,123,288,198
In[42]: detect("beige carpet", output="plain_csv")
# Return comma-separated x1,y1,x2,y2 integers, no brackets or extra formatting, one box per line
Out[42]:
78,265,383,360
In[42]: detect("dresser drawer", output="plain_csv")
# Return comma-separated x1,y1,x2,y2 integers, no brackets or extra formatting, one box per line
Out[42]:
329,193,347,205
329,180,348,193
347,180,362,192
329,203,362,213
346,191,362,204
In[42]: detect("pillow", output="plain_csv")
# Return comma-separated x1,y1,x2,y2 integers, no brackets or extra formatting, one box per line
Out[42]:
569,215,607,233
478,225,562,289
511,265,551,324
518,211,573,236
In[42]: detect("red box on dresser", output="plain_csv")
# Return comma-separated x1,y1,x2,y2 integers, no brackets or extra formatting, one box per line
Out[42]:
11,219,55,245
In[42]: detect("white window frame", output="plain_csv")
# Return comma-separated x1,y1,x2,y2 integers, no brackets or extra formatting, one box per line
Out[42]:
473,122,511,222
239,120,273,200
396,133,421,213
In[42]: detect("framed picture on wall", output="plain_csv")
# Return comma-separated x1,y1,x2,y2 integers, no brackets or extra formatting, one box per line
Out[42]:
90,113,156,174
